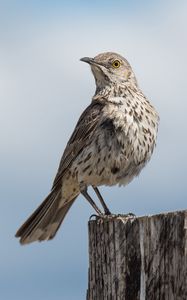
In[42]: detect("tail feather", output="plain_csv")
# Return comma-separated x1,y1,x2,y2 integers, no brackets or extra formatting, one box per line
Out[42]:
16,190,59,239
39,201,76,241
15,190,78,245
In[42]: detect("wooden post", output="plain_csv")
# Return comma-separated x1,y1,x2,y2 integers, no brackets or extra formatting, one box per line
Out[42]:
87,210,187,300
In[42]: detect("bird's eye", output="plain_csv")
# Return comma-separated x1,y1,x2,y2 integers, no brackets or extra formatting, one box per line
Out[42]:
112,60,121,68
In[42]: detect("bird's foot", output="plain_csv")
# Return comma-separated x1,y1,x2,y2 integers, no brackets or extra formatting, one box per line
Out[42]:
89,214,99,220
104,208,112,215
118,212,136,218
89,213,114,221
89,212,136,221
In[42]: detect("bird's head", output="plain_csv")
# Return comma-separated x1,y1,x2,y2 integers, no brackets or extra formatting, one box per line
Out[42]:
80,52,137,90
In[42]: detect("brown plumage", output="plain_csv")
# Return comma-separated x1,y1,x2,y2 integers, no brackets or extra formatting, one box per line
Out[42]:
16,101,103,244
15,52,159,244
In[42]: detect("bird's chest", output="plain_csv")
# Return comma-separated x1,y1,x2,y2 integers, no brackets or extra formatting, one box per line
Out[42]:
99,101,158,166
75,99,158,187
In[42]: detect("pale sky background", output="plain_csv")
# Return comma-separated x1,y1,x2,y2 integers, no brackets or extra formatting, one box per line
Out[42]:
0,0,187,299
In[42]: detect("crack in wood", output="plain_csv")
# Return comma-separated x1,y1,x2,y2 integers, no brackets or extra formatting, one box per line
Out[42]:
87,210,187,300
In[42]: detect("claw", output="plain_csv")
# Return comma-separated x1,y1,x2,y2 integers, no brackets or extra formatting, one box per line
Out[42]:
89,214,98,220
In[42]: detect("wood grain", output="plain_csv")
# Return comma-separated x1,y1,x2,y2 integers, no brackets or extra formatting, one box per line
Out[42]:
87,210,187,300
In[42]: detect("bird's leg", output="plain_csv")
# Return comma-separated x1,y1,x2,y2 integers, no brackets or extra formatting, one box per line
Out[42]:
92,186,111,215
81,188,103,216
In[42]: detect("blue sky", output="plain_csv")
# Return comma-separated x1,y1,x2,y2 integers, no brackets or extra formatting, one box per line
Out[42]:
0,0,187,299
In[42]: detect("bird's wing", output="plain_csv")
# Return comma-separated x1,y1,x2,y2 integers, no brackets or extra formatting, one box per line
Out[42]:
52,100,105,190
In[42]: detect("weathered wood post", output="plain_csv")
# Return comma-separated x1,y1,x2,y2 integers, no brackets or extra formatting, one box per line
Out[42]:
87,210,187,300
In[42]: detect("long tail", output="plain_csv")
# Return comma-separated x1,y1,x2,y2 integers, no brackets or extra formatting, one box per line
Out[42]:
15,189,78,245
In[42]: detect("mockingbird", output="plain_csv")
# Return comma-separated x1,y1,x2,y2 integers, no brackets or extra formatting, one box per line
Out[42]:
16,52,159,244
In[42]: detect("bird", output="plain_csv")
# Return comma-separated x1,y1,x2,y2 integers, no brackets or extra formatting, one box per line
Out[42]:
15,52,159,244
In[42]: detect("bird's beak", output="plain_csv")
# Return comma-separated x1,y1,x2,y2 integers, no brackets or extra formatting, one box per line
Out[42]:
80,57,95,64
80,57,106,69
